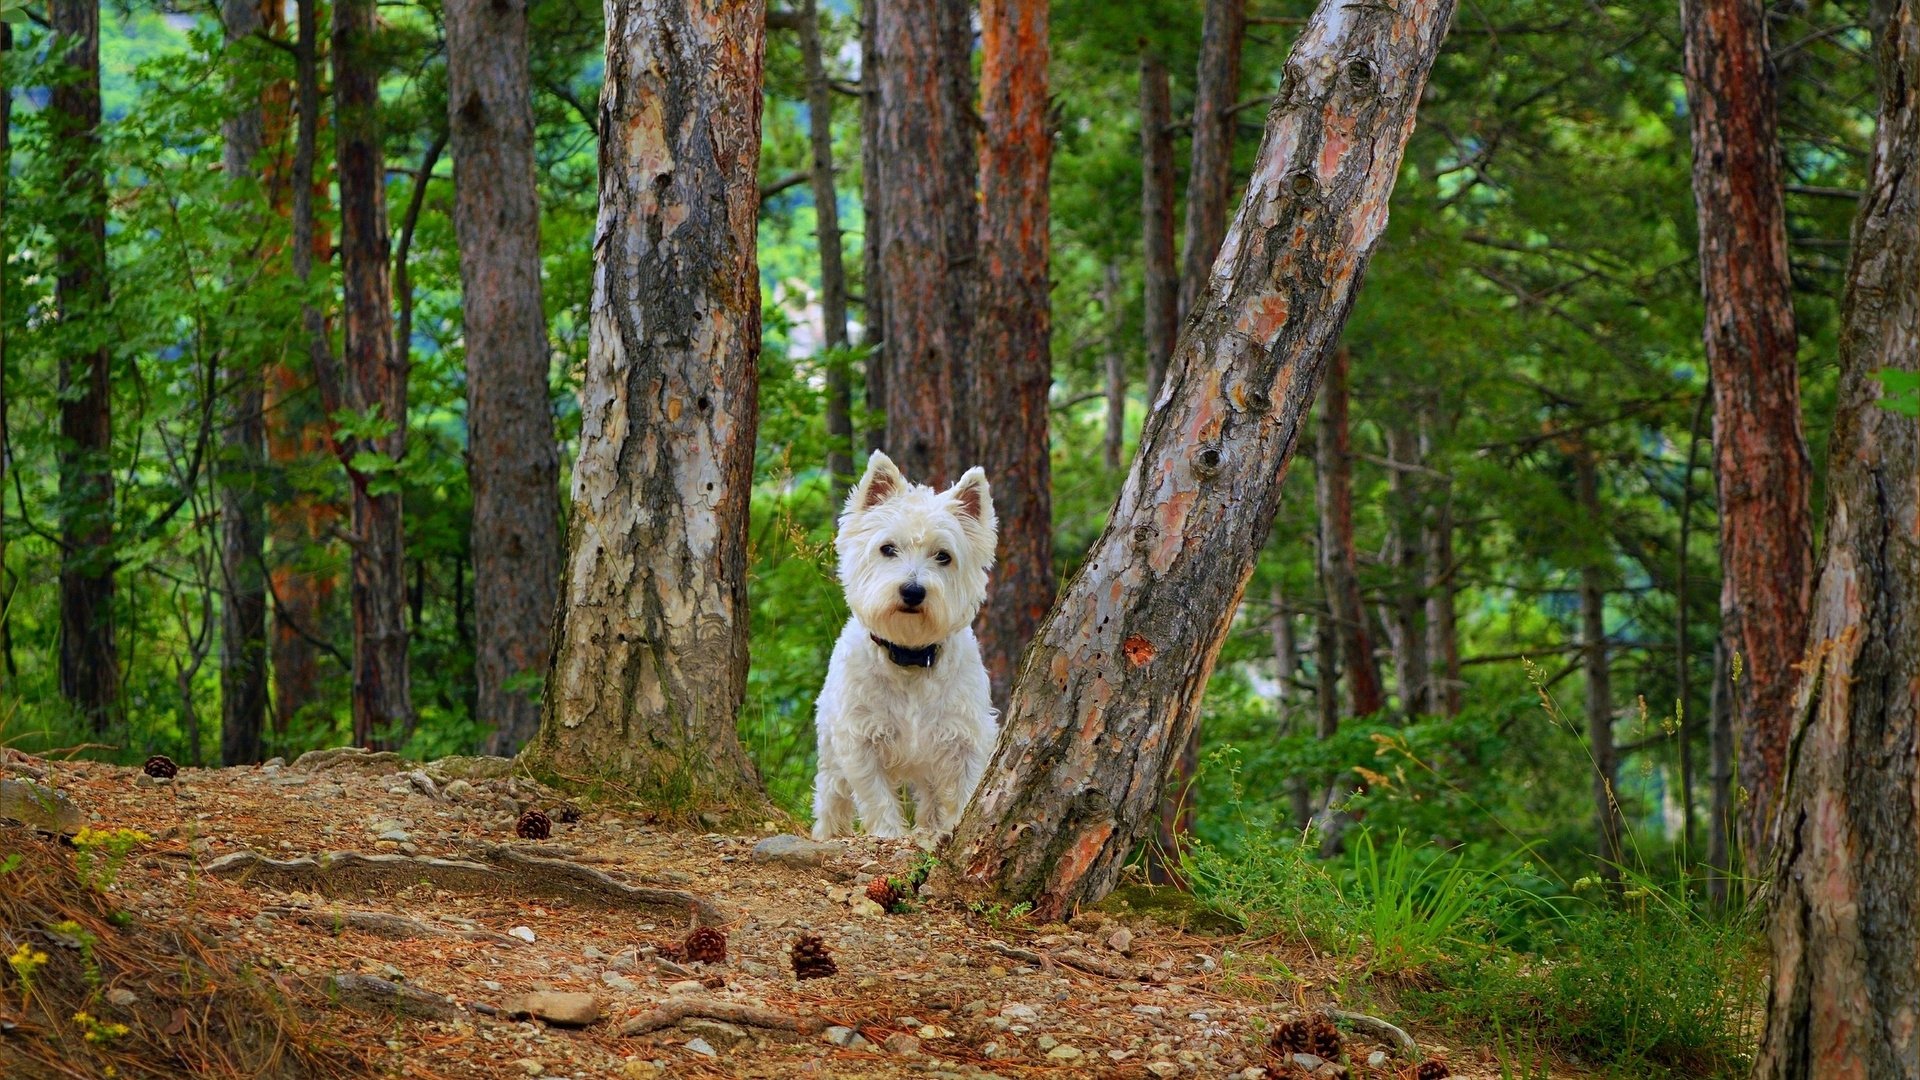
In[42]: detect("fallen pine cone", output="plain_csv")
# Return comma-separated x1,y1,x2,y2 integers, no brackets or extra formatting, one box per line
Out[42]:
1269,1014,1342,1061
553,804,582,824
865,876,907,913
790,934,837,980
1410,1059,1451,1080
683,926,727,964
515,809,552,840
142,755,179,780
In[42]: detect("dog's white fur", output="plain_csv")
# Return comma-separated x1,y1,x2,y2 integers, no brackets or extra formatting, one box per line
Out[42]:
811,452,998,841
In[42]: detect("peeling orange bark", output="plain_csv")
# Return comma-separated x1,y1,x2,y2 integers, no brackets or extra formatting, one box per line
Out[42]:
934,0,1457,919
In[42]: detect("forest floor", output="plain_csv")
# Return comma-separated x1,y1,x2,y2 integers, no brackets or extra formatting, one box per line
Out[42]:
1,749,1574,1080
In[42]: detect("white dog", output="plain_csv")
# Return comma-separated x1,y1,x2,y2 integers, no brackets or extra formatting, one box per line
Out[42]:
811,451,999,841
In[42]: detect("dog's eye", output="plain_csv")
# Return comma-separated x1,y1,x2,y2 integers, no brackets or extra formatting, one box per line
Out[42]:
934,551,952,565
880,543,898,558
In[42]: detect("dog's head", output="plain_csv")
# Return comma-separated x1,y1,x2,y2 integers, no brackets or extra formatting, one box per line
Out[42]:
836,451,997,648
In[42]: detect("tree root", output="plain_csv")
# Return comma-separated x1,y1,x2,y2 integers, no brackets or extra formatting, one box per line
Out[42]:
291,747,408,773
618,998,825,1037
266,905,523,946
205,848,725,924
317,973,462,1021
987,940,1131,979
1323,1007,1418,1057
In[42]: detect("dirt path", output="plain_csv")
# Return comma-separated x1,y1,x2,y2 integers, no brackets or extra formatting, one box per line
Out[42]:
1,751,1517,1079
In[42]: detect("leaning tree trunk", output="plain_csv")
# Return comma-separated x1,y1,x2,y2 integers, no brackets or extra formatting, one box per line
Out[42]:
1139,46,1177,409
934,0,1457,918
874,0,976,484
219,0,269,765
1575,448,1623,881
446,0,563,758
1103,264,1126,470
1681,0,1813,867
52,0,117,732
519,0,767,807
1753,1,1920,1071
1176,0,1247,321
1316,348,1385,716
974,0,1054,709
329,0,413,747
793,0,854,498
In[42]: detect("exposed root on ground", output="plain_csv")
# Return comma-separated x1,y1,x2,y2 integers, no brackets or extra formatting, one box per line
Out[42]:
618,998,826,1037
265,905,523,946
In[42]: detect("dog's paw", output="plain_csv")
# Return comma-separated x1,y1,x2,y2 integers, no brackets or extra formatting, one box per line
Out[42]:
864,821,909,840
909,828,948,851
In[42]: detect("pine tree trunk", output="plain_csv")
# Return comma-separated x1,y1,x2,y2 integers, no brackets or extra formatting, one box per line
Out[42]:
1176,0,1247,321
520,0,767,808
0,23,9,689
332,0,413,747
1419,407,1460,715
52,0,117,732
1681,0,1813,866
1139,46,1177,409
219,0,269,765
1316,348,1384,716
794,0,854,498
1576,449,1623,880
447,0,563,758
1103,264,1125,471
1753,3,1920,1069
933,0,1456,917
1383,422,1426,715
1275,581,1314,829
270,0,341,735
1706,641,1735,907
974,0,1053,709
859,0,886,456
874,0,975,484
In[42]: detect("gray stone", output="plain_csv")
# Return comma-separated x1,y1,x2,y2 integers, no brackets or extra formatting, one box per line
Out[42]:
882,1033,921,1055
1047,1045,1083,1061
504,991,599,1028
1146,1063,1180,1078
105,988,138,1008
600,971,638,993
666,979,705,996
1107,927,1134,954
750,833,845,867
0,779,81,833
377,829,411,843
683,1037,717,1057
1367,1051,1389,1069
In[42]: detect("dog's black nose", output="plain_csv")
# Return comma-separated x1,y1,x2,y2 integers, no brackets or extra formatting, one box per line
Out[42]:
900,582,927,606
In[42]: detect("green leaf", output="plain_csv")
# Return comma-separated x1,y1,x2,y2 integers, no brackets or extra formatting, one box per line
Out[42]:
1872,369,1920,417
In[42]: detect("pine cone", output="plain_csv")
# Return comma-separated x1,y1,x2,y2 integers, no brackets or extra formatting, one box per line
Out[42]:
683,926,727,964
1268,1017,1311,1056
515,809,552,840
1268,1015,1342,1061
142,755,179,779
865,876,906,912
790,934,837,980
1306,1015,1342,1060
553,804,582,824
1411,1058,1451,1080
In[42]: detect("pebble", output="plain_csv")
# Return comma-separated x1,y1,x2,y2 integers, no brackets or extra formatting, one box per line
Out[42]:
508,926,536,943
622,1062,660,1079
667,980,705,996
1036,1035,1058,1051
600,972,638,993
1146,1062,1181,1078
882,1033,921,1055
1108,927,1134,954
512,1060,542,1076
1132,1005,1165,1017
683,1037,717,1057
749,833,845,867
504,991,599,1027
106,988,138,1007
999,1003,1038,1021
1047,1045,1084,1061
1368,1051,1390,1068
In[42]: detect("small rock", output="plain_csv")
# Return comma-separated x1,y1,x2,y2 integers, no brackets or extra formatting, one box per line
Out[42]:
443,779,474,800
979,1042,1005,1059
883,1033,921,1055
851,898,886,918
985,964,1008,978
377,829,411,843
683,1036,717,1057
134,772,173,788
998,1003,1038,1021
504,991,599,1028
600,971,638,993
1367,1051,1389,1068
622,1062,659,1079
511,1059,542,1076
1146,1062,1181,1078
1107,927,1134,954
1047,1045,1084,1061
1036,1035,1059,1051
917,1024,954,1039
667,980,705,996
750,833,845,867
1292,1054,1327,1070
1132,1005,1165,1017
404,770,438,799
682,1019,749,1047
823,1026,859,1047
105,988,138,1008
508,925,536,943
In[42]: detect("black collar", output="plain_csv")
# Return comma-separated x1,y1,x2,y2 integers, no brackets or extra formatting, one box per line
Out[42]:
871,634,939,669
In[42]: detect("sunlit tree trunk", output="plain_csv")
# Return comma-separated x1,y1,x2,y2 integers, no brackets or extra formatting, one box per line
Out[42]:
521,0,767,807
792,0,854,497
52,0,117,732
1176,0,1246,321
974,0,1053,709
1383,421,1426,715
1139,46,1177,409
3,24,16,684
1754,2,1920,1070
447,0,563,757
874,0,975,484
1102,264,1125,471
934,0,1456,917
219,0,269,765
1316,348,1384,716
329,0,413,746
1419,407,1460,714
859,0,886,455
1681,0,1813,866
1576,448,1623,881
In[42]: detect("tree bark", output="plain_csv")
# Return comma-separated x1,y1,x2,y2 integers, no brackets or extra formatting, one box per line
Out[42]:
1176,0,1247,321
520,0,767,808
220,0,269,765
1383,421,1426,715
1575,449,1622,881
933,0,1457,918
52,0,117,732
859,0,886,455
874,0,976,485
270,0,342,736
1315,348,1384,716
792,0,855,499
1753,2,1920,1070
1681,0,1814,867
331,0,414,747
1139,46,1177,409
446,0,564,758
974,0,1054,709
1418,406,1459,715
0,23,9,689
1705,641,1734,907
1103,264,1125,471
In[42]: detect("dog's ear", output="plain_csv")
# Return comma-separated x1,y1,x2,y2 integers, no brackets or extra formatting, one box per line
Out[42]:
849,451,908,514
945,468,998,551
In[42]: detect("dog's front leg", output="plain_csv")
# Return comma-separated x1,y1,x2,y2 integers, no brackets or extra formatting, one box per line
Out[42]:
844,742,908,838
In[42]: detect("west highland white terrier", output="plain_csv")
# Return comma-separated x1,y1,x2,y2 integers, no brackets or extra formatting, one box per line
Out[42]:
811,451,999,841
